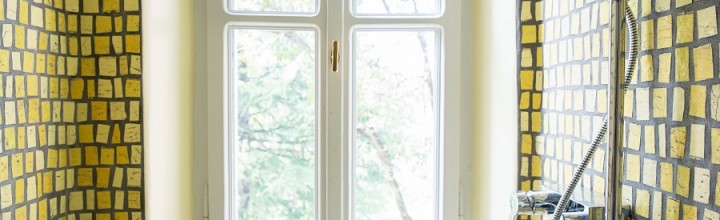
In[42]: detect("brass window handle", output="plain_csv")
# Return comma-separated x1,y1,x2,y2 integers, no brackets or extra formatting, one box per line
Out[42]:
330,40,339,72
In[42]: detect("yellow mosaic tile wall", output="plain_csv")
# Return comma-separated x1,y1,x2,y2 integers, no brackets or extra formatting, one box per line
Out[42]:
0,0,144,219
518,0,720,219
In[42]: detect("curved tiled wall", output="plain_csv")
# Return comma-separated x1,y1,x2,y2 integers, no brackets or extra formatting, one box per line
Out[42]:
518,0,720,219
0,0,144,219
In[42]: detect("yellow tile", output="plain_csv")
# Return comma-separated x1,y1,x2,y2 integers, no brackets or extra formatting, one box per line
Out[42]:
114,16,124,33
11,153,22,178
69,191,83,211
128,190,141,209
520,70,534,90
690,85,706,118
639,54,653,82
96,16,112,33
110,102,126,121
97,213,111,220
656,0,670,12
102,0,120,12
79,124,94,143
628,123,641,150
70,79,84,99
131,145,142,164
18,0,28,24
98,79,113,98
45,8,56,31
635,189,650,218
69,148,81,167
68,14,78,33
62,101,74,122
127,15,140,32
100,148,114,165
667,197,680,220
683,204,697,219
640,20,656,50
125,0,140,11
91,101,107,121
28,99,39,124
21,52,33,74
698,6,718,39
126,35,141,53
15,179,24,204
130,101,140,121
94,36,110,54
677,165,690,198
96,124,110,143
672,87,685,121
47,149,57,168
39,32,49,51
80,15,93,34
117,146,129,165
0,156,6,182
624,90,634,117
714,128,720,164
531,156,541,177
626,154,640,182
0,49,9,72
717,174,720,206
97,167,110,188
85,146,98,166
676,46,692,80
77,103,88,122
14,204,25,219
69,37,78,55
99,57,116,76
14,25,25,49
640,0,651,16
661,162,674,192
4,127,16,150
658,15,672,48
83,0,99,13
112,124,121,144
115,212,129,220
125,79,141,97
88,79,96,98
677,0,692,7
81,58,95,76
77,168,93,187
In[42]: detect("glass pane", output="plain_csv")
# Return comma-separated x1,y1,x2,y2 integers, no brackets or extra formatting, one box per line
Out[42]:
229,0,317,15
352,0,442,17
352,29,441,220
230,28,317,220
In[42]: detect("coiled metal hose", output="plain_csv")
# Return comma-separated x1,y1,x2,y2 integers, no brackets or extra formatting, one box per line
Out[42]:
550,4,638,220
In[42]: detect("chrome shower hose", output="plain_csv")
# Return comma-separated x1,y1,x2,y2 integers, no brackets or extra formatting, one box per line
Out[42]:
550,4,638,220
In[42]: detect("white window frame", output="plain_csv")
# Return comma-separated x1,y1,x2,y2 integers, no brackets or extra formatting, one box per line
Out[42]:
194,0,473,219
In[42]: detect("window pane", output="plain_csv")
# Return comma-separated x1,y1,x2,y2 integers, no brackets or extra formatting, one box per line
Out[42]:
230,28,317,220
352,0,442,17
352,29,441,220
229,0,317,15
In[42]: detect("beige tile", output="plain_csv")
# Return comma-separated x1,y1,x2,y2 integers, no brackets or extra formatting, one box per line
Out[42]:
676,47,690,82
670,126,687,158
635,189,650,218
641,20,654,50
661,162,674,192
693,44,714,81
642,158,656,187
690,85,707,118
658,15,673,48
672,87,685,121
690,124,706,160
698,6,718,39
626,154,640,182
713,84,720,121
694,167,710,204
677,13,694,43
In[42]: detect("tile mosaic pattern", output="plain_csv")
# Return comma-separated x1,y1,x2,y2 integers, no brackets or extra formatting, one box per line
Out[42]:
0,0,144,219
518,0,720,219
517,0,546,193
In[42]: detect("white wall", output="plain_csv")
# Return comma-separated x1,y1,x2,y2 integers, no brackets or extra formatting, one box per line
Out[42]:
143,0,196,219
471,0,519,219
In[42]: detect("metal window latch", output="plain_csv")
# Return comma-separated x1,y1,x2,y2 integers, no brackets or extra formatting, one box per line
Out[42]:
330,40,339,72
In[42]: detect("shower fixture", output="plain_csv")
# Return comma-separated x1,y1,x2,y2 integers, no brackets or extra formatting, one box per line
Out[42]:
510,0,638,219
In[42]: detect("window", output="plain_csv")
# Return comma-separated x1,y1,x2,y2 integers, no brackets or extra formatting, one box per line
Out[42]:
201,1,464,219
